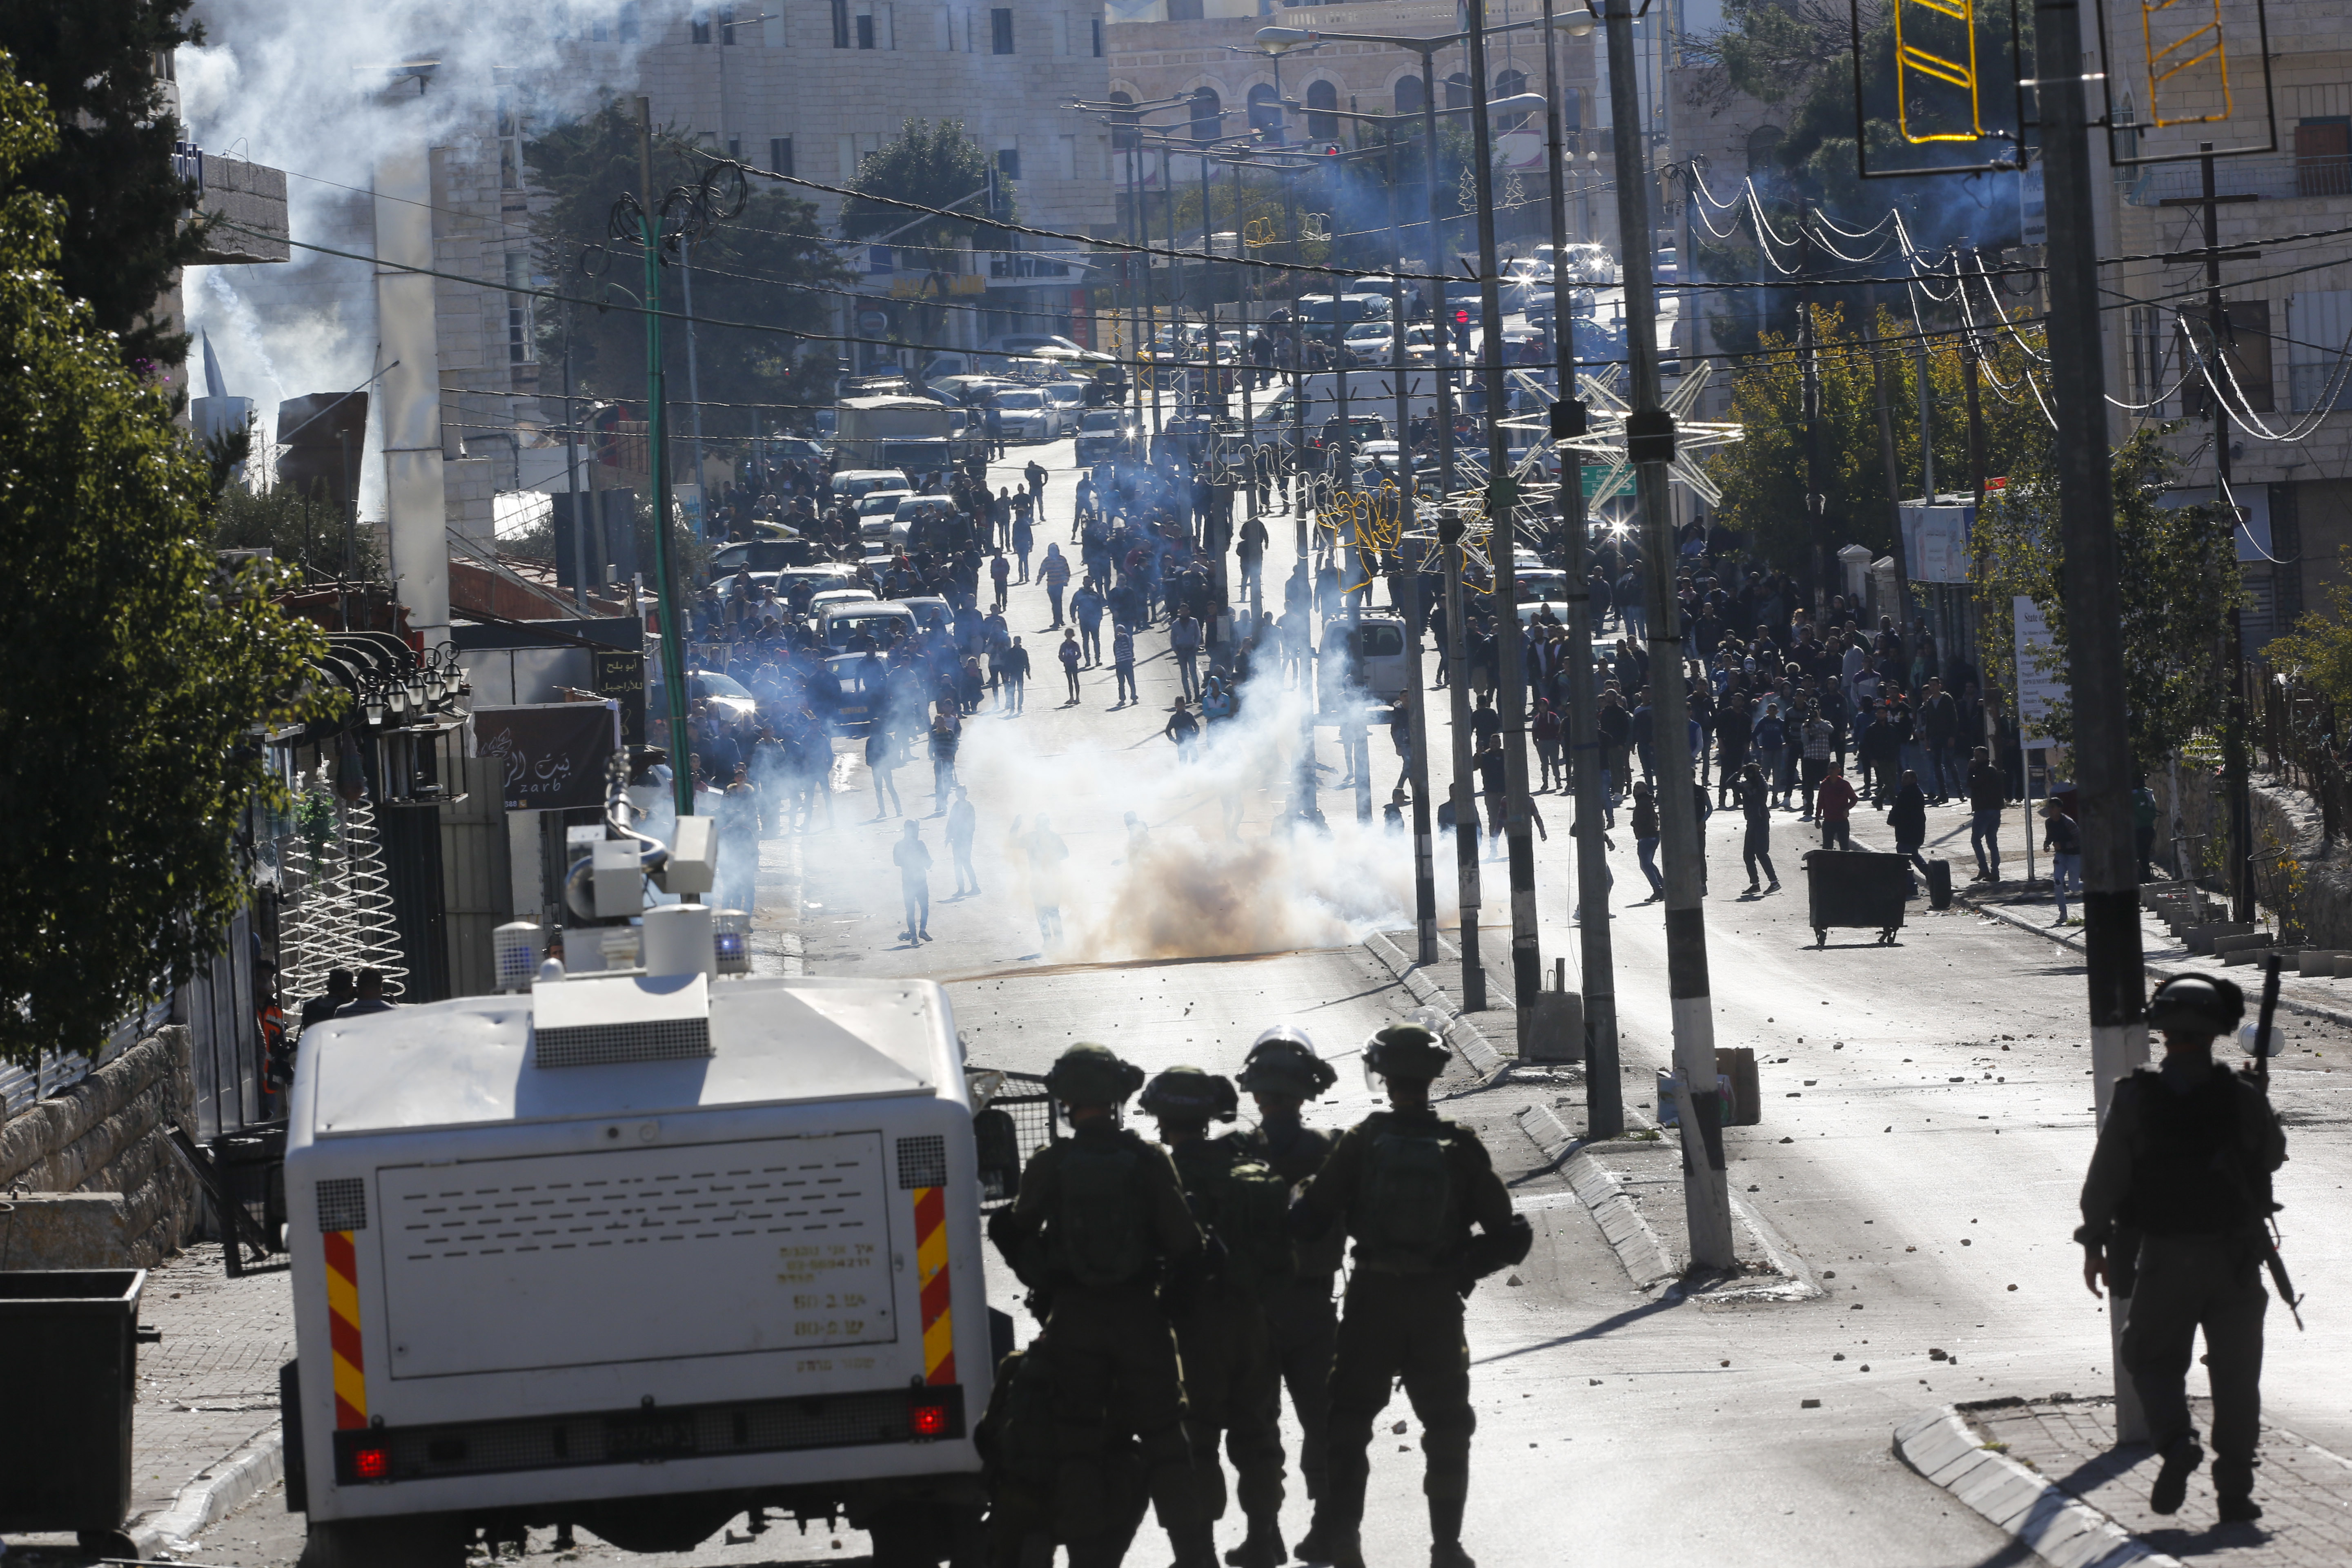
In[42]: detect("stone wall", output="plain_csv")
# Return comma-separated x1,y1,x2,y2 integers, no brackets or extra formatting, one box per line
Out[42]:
2155,767,2352,951
0,1027,201,1269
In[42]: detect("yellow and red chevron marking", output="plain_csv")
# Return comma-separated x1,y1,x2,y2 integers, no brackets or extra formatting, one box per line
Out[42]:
912,1187,955,1385
323,1229,368,1429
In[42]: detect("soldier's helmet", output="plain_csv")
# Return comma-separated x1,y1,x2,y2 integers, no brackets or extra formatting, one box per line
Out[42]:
2147,973,2245,1035
1045,1042,1147,1106
1138,1066,1240,1123
1237,1025,1339,1098
1362,1022,1452,1082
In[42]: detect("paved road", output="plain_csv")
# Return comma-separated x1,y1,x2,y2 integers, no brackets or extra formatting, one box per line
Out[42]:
183,436,2352,1567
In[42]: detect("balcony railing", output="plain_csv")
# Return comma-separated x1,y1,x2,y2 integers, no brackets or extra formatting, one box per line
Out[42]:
2124,151,2352,206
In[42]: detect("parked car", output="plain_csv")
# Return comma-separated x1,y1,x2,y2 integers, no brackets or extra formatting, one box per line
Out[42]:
687,668,759,724
1074,407,1140,464
1317,613,1411,717
710,538,814,574
829,468,913,500
818,599,918,651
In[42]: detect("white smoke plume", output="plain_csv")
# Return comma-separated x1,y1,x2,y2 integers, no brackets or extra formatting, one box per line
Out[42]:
178,1,691,467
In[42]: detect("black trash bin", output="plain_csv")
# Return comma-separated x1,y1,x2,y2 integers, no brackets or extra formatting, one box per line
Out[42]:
1801,849,1911,947
0,1268,146,1536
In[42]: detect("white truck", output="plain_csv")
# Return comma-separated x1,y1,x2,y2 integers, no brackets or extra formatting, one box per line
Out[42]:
831,395,972,475
281,945,1005,1566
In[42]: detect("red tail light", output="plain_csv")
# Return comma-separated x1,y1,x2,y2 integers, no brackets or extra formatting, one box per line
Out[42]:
353,1446,391,1479
909,1403,950,1437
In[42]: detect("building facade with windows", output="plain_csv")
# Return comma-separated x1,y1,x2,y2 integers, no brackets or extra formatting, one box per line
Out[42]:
2099,0,2352,644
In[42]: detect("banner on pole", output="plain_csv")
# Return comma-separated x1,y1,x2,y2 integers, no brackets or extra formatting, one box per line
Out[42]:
2013,595,2064,748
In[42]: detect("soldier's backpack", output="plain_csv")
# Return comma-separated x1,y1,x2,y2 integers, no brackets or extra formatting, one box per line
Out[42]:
1207,1147,1296,1295
1054,1135,1151,1288
1359,1122,1458,1269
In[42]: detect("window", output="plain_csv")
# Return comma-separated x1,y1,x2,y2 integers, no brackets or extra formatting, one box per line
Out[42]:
2287,291,2352,414
1444,73,1470,111
1109,91,1140,151
770,136,795,175
617,2,640,42
1746,125,1782,173
2113,93,2139,184
497,95,523,189
719,4,738,43
2181,301,2274,416
1058,134,1077,180
691,13,712,43
991,7,1013,53
1248,83,1283,141
1393,75,1424,116
2127,305,2168,417
1190,87,1222,147
1091,18,1102,56
832,0,851,47
505,253,536,365
1305,80,1338,143
2295,118,2351,199
997,147,1021,180
1167,0,1202,17
1493,69,1527,131
727,135,742,160
857,12,875,47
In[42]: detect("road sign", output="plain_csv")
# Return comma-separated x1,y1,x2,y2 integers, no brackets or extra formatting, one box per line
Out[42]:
2013,594,2064,746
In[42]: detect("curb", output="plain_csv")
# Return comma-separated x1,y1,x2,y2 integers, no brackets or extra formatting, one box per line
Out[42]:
1952,886,2352,1032
127,1423,284,1559
1510,1106,1678,1288
1893,1405,2180,1568
1363,930,1505,1074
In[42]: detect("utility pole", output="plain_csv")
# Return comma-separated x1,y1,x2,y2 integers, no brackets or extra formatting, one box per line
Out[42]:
1797,198,1825,606
1441,511,1486,1011
637,98,693,822
1602,0,1732,1265
681,234,707,535
1464,0,1543,1021
2187,146,2257,926
1417,52,1459,498
1391,123,1442,965
2035,0,2147,1435
1541,0,1619,1132
563,299,588,613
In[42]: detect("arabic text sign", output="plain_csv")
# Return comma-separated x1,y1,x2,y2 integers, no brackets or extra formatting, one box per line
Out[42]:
474,702,618,812
2013,595,2065,748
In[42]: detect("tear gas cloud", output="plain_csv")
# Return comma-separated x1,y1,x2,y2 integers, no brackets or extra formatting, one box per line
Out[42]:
178,1,689,466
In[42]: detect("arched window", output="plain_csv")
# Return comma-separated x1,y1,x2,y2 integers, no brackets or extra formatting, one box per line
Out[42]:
1248,82,1283,142
1745,124,1783,173
1305,79,1339,143
1189,87,1222,147
1444,72,1470,110
1393,74,1425,116
1110,91,1140,153
1494,68,1528,131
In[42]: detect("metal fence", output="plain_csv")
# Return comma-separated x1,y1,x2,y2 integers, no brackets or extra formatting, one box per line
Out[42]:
2249,662,2352,849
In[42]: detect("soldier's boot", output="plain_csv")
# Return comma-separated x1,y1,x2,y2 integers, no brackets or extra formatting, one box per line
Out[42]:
1428,1496,1474,1568
2212,1457,2262,1523
1223,1513,1285,1568
2150,1436,2203,1516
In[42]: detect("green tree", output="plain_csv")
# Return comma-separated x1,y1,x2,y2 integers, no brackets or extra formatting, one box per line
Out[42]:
528,103,849,423
2268,559,2352,708
1974,428,2240,769
0,1,208,370
1707,301,2046,571
840,118,1006,259
0,55,330,1067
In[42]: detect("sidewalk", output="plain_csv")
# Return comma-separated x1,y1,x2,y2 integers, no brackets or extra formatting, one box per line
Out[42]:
1902,1393,2352,1567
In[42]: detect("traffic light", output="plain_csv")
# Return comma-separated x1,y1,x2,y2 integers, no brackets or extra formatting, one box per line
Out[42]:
1453,307,1470,327
1323,144,1341,158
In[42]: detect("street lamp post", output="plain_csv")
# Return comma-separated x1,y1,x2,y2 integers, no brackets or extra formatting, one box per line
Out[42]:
1598,0,1732,1266
1539,0,1620,1131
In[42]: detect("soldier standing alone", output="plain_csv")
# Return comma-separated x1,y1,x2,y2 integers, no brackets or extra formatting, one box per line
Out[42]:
1290,1024,1530,1568
2076,974,2288,1523
987,1045,1211,1567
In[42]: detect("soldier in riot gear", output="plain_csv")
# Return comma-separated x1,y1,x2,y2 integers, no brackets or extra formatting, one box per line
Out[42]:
1226,1027,1344,1527
1139,1067,1291,1568
987,1044,1210,1567
1290,1024,1530,1568
2077,973,2288,1523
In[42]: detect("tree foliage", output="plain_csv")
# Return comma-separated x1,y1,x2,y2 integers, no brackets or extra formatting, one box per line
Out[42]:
2259,557,2352,710
840,118,1007,258
1974,428,2240,769
0,56,330,1067
1706,302,2046,570
528,103,849,421
0,0,209,370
